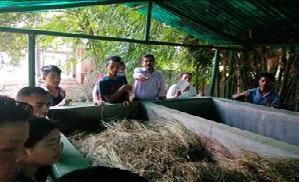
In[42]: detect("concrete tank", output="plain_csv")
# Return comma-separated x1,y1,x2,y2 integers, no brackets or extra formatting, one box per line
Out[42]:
48,98,299,179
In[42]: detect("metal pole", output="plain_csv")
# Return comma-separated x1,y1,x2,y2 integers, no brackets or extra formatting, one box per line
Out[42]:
28,34,35,86
145,1,152,42
208,49,220,96
226,50,233,98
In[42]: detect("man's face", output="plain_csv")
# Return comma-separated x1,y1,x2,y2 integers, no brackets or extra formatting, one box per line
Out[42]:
25,128,63,166
142,57,155,71
0,121,29,182
181,73,192,83
43,71,61,88
106,61,120,76
118,65,126,74
258,77,272,92
18,94,52,117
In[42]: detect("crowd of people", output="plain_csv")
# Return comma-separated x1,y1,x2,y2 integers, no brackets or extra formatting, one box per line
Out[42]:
0,93,148,182
93,53,202,107
0,53,199,182
0,53,281,182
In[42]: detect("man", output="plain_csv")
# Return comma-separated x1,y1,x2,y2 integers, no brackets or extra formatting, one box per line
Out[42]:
16,86,52,117
98,56,132,107
232,72,280,108
166,72,197,98
0,95,33,182
133,54,166,100
92,61,126,105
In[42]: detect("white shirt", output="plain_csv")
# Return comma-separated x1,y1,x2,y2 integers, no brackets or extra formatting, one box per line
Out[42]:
133,68,166,99
166,84,197,98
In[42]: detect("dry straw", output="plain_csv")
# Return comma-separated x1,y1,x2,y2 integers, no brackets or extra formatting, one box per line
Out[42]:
69,119,299,182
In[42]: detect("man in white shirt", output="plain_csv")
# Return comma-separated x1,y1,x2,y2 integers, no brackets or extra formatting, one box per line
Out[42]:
133,54,166,100
166,72,197,98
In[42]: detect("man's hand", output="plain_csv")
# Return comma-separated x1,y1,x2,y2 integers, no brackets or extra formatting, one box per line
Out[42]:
119,84,132,92
174,91,181,98
140,75,148,81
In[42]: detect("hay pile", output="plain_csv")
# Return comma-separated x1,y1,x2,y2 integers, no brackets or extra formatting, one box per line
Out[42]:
69,119,299,182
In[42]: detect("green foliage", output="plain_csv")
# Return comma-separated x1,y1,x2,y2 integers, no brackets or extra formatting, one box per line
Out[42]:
36,5,212,86
0,12,39,66
0,5,213,93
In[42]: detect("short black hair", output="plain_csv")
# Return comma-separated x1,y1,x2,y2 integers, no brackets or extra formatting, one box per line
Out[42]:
260,72,275,82
105,56,122,67
55,166,148,182
0,95,33,124
179,72,192,78
41,65,62,77
16,87,49,100
119,61,125,67
24,117,58,148
141,54,155,61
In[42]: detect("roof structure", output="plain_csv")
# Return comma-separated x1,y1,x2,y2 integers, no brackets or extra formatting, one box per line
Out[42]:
0,0,299,47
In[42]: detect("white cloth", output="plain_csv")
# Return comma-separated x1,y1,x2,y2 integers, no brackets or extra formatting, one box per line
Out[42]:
166,84,197,98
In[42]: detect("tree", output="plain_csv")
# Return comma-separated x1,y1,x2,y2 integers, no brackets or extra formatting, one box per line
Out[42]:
36,5,206,84
0,12,39,66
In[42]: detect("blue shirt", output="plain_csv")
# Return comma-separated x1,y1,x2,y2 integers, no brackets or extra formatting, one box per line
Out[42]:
247,88,280,108
98,74,128,103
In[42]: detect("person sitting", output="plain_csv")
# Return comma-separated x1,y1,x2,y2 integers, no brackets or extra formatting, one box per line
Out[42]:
166,72,197,98
232,72,280,108
133,54,166,100
98,56,132,107
15,117,63,182
92,61,126,105
41,65,71,106
55,166,148,182
16,86,52,117
0,95,33,182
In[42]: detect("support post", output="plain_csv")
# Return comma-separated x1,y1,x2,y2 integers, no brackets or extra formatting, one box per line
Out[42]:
28,34,36,86
208,49,220,96
145,1,152,42
226,51,233,98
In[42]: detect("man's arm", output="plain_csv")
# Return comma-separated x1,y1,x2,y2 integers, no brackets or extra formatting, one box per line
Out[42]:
232,91,250,100
92,85,98,102
56,88,71,106
92,84,103,105
101,84,130,103
271,93,280,108
133,68,148,80
166,84,179,98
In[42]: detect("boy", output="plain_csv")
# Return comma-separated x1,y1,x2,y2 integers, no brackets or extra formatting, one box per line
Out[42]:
16,86,52,117
41,65,70,106
133,54,166,100
0,95,33,182
232,72,280,108
92,61,126,105
98,56,132,107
